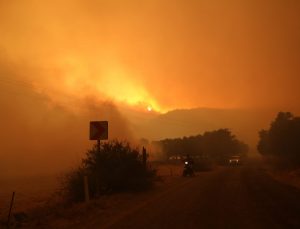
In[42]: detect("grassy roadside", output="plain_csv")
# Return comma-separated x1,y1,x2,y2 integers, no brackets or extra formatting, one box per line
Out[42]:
267,168,300,190
1,163,184,228
260,156,300,190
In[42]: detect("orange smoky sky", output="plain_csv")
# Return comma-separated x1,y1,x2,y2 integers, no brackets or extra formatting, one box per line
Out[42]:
1,1,300,176
1,0,300,112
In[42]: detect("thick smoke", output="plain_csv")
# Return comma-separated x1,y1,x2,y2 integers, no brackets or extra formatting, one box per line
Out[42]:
1,0,300,177
0,56,133,177
1,0,300,112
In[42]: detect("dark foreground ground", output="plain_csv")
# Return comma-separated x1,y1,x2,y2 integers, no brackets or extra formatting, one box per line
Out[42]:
100,160,300,229
20,159,300,229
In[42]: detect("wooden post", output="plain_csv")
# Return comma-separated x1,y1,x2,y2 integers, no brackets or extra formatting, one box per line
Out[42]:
7,191,15,228
84,175,90,203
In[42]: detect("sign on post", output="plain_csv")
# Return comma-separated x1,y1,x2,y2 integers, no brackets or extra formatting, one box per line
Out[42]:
86,121,108,201
89,121,108,140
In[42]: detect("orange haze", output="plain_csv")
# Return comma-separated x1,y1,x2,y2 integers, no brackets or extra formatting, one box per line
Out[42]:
1,0,300,176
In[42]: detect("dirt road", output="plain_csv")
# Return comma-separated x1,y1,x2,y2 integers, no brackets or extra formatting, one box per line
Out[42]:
21,160,300,229
95,161,300,229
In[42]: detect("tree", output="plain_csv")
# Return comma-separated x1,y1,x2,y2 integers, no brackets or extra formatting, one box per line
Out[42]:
257,112,300,165
62,140,156,202
257,129,270,155
202,129,246,163
155,129,248,164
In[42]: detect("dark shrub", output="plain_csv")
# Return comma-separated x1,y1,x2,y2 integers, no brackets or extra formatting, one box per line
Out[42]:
62,167,86,202
62,140,156,202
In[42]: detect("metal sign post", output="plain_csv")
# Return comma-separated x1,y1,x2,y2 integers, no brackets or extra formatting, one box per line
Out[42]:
97,139,100,153
87,121,108,200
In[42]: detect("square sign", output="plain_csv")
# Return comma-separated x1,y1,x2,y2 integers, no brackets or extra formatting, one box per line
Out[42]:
89,121,108,140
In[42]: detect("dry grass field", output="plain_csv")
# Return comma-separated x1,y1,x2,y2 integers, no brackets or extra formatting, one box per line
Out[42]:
0,162,184,228
0,175,59,224
0,163,183,224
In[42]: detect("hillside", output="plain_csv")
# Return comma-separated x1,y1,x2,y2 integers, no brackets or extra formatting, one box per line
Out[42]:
123,107,277,149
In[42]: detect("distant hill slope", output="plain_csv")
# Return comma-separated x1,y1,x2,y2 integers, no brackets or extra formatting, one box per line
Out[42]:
123,107,277,149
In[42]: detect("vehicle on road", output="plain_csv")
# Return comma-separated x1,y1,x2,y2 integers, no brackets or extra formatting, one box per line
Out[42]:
228,155,241,166
183,160,195,177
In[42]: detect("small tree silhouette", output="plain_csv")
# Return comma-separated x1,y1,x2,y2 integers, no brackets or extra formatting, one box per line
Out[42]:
62,140,156,202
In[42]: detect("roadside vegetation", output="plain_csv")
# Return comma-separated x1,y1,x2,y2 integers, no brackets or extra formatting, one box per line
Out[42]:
258,112,300,169
2,132,248,227
62,140,156,202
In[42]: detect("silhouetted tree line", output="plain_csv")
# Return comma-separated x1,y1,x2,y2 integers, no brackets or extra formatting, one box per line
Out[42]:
154,129,248,164
257,112,300,166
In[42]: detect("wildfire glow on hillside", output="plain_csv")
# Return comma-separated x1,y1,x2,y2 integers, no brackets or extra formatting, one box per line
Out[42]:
1,0,300,114
1,0,300,176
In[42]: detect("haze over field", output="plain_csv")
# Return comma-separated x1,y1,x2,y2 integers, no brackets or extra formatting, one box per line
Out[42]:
1,0,300,176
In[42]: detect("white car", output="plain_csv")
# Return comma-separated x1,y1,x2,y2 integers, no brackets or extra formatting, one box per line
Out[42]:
229,156,241,165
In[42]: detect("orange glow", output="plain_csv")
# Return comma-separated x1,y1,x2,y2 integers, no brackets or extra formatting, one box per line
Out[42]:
33,55,165,113
1,1,300,113
1,0,300,177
